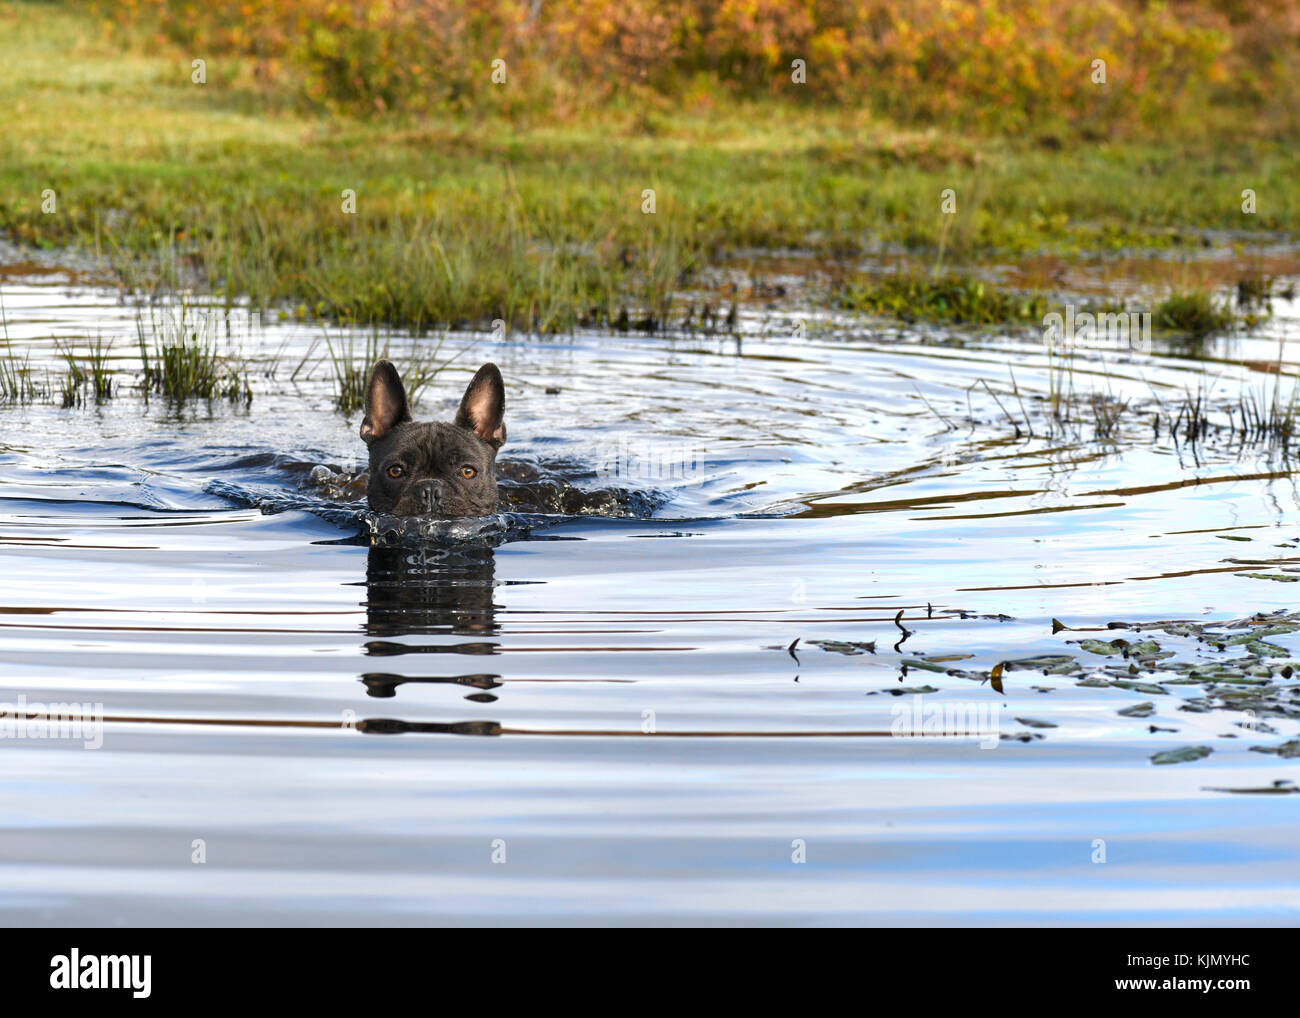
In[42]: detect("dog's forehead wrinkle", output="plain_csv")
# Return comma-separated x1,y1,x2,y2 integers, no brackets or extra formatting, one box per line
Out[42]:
384,422,489,469
430,422,491,463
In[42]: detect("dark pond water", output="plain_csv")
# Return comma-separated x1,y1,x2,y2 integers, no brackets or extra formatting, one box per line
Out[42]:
1,265,1298,925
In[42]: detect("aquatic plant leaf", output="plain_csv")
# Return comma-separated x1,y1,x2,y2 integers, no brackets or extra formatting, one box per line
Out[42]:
1151,745,1213,765
1226,624,1300,644
1004,654,1077,671
1113,680,1167,695
810,639,876,655
1236,572,1300,582
1249,740,1300,758
901,659,949,673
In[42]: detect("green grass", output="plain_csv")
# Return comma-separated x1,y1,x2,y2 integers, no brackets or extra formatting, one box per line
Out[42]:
0,345,38,403
54,335,113,406
136,302,250,403
1153,291,1237,337
839,269,1260,336
0,2,1298,330
0,297,39,403
840,272,1049,325
323,323,449,413
53,338,111,410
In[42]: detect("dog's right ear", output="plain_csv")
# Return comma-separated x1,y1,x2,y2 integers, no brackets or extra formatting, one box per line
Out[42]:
455,362,507,449
361,360,410,444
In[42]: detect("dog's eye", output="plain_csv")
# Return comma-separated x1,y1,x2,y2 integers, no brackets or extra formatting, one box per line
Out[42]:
459,465,477,479
386,464,406,479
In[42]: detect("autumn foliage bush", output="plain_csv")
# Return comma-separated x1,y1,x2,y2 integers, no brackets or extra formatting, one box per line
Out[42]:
104,1,1297,132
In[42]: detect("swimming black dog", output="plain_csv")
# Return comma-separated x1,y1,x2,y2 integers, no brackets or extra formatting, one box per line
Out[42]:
360,360,506,516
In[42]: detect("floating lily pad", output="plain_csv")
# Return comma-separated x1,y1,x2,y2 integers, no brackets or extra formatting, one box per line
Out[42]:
901,659,950,673
1113,680,1167,695
1118,702,1155,717
1228,625,1299,642
810,640,876,655
1003,654,1078,672
1250,740,1300,758
1151,745,1213,765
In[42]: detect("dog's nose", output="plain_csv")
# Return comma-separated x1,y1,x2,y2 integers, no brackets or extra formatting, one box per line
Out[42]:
415,480,442,512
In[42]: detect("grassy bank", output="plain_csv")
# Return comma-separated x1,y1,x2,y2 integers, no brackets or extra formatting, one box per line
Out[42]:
1,2,1298,330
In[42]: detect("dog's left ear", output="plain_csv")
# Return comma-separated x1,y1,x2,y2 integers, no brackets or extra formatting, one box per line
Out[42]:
361,360,411,444
455,363,507,449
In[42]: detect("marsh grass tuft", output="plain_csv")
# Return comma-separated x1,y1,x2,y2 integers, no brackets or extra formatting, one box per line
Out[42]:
1235,273,1274,308
1089,393,1129,441
841,272,1256,340
137,302,251,404
841,273,1049,325
325,323,449,414
55,336,114,407
0,345,39,405
1153,291,1236,337
0,300,41,405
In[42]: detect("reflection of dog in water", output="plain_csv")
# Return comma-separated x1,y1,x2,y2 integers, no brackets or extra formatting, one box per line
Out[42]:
361,544,502,703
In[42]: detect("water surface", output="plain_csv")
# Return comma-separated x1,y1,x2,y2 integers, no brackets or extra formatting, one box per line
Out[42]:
1,265,1299,926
